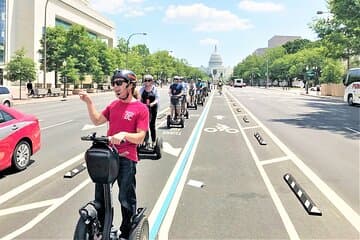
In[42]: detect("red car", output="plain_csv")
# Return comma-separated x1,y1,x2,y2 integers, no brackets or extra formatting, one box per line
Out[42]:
0,105,41,171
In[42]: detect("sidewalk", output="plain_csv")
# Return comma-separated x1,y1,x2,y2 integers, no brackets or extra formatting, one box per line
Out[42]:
12,91,111,106
267,87,344,101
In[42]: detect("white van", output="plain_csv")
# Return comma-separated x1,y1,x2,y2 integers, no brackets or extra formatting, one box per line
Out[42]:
343,68,360,105
233,78,245,88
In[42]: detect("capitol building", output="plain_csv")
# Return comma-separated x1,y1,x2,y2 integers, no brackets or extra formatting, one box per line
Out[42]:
203,45,233,83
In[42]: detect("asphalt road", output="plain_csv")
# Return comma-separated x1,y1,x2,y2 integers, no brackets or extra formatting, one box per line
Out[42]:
0,86,359,239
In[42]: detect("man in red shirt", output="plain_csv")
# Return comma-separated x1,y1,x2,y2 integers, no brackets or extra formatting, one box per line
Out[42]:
79,69,149,239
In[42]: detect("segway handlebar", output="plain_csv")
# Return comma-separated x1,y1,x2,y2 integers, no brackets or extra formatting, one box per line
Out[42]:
81,132,109,144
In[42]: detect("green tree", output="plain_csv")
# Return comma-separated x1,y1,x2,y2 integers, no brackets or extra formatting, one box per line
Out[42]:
5,48,36,99
64,25,95,86
39,26,67,87
312,0,360,69
282,39,312,54
320,58,344,83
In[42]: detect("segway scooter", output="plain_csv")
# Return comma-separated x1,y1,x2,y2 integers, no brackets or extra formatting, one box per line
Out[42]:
196,89,204,106
167,96,184,128
187,88,197,110
137,137,163,160
137,101,163,160
74,133,149,240
181,95,189,119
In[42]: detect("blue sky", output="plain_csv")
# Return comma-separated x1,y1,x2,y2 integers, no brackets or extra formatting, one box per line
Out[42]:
89,0,329,68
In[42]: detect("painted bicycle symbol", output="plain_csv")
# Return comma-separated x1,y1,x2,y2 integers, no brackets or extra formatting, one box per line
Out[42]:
204,123,239,133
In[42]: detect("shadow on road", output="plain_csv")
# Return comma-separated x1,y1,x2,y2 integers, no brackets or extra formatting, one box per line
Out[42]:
271,98,360,140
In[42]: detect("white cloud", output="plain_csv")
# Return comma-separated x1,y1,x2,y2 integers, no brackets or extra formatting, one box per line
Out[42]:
89,0,155,17
164,3,252,32
200,38,219,46
238,0,285,12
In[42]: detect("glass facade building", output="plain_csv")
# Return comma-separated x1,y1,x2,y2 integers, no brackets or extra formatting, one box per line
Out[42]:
0,0,5,64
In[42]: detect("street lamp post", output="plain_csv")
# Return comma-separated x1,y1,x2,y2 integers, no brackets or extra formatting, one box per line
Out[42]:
125,32,147,68
305,65,309,94
266,58,269,88
43,0,50,88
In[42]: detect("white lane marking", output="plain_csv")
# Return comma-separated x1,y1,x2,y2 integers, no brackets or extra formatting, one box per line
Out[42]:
40,120,73,130
260,156,290,166
0,153,84,206
81,124,105,131
0,199,60,216
1,178,91,240
225,93,300,240
0,106,170,235
345,127,360,135
228,91,360,232
242,126,261,130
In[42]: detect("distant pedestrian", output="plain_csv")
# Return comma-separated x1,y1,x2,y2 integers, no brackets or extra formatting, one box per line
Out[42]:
27,81,33,96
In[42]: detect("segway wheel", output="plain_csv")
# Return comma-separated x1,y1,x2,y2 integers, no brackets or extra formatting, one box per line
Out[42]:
185,110,189,119
167,115,171,129
129,217,149,240
74,217,98,240
154,137,163,159
195,104,197,110
180,118,184,128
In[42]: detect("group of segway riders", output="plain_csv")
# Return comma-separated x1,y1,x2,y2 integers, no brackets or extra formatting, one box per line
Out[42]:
76,69,211,239
167,76,209,128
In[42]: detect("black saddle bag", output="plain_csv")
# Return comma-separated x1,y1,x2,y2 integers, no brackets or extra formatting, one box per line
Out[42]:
85,142,120,184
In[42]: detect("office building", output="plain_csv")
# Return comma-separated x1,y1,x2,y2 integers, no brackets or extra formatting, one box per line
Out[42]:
1,0,115,86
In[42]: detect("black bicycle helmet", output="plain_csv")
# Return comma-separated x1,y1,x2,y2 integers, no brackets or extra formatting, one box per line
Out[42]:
111,69,137,85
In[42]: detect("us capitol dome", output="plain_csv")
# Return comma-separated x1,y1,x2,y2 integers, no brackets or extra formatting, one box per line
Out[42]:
207,45,226,83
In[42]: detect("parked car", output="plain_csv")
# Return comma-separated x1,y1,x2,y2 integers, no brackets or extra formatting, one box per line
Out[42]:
0,105,41,171
0,86,13,107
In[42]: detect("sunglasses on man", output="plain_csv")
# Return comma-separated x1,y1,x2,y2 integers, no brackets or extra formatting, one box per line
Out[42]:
144,79,153,82
111,79,126,87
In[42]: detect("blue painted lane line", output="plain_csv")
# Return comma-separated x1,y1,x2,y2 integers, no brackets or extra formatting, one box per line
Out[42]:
149,94,213,240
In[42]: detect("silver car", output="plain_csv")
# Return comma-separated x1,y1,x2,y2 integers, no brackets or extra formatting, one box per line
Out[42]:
0,86,13,107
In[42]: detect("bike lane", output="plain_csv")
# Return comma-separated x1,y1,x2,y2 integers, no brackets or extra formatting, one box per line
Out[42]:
165,92,290,239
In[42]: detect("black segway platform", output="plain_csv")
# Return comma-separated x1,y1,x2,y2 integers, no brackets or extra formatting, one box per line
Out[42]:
137,137,163,160
167,115,184,128
187,102,197,110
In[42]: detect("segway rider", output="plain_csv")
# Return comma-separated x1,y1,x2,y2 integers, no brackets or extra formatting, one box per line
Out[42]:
139,74,159,147
169,76,184,119
218,79,223,94
188,79,196,105
79,69,149,240
180,77,188,115
195,79,204,103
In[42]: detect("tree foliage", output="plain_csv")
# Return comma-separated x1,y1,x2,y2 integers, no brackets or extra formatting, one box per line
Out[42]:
5,48,36,99
5,48,36,83
311,0,360,68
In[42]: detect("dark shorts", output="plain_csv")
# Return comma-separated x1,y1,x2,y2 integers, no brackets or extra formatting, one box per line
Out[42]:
171,96,181,106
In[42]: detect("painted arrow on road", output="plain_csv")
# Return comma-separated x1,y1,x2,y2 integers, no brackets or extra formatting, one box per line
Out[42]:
162,142,182,157
214,115,224,120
